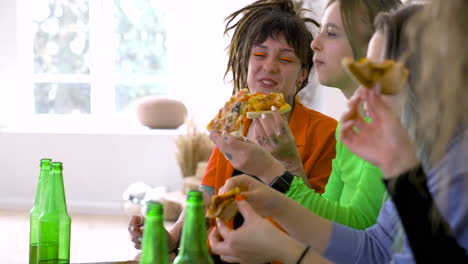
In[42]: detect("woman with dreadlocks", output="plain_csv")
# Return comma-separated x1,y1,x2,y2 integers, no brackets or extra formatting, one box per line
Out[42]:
202,0,337,205
202,1,338,263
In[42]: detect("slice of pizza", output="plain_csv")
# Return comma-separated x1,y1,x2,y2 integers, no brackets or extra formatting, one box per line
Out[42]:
245,92,292,119
207,88,291,137
207,88,250,137
206,187,241,221
342,57,409,95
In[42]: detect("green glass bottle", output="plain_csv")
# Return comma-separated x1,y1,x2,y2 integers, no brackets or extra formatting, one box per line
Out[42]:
38,162,71,264
29,158,52,264
173,190,214,264
139,202,170,264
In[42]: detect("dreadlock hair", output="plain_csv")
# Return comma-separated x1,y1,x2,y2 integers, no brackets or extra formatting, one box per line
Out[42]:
224,0,319,95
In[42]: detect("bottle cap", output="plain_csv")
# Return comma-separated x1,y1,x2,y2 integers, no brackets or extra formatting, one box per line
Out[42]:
186,190,204,203
146,201,163,214
51,162,63,170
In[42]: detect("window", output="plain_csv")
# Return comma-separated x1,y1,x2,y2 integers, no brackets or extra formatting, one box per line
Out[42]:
26,0,168,116
7,0,255,131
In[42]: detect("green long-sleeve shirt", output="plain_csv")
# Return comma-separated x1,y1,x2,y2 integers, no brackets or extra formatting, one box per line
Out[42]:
286,123,386,229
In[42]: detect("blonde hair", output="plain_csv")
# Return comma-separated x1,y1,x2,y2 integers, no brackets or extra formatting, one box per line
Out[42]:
404,0,468,165
326,0,402,60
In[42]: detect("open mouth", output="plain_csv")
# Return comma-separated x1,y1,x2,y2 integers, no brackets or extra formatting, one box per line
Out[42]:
258,78,278,88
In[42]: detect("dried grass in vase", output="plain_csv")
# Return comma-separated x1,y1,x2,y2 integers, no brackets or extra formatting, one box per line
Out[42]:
175,119,214,178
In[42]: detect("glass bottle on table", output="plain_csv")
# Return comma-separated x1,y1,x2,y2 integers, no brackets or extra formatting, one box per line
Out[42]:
38,162,71,264
173,190,214,264
29,158,52,264
139,202,170,264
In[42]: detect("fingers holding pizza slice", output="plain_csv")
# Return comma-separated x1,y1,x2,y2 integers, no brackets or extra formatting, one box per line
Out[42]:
341,57,409,95
207,88,291,137
206,187,242,221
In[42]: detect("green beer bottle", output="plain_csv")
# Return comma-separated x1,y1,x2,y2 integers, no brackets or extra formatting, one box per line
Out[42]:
139,202,170,264
29,158,52,264
38,162,71,264
174,190,214,264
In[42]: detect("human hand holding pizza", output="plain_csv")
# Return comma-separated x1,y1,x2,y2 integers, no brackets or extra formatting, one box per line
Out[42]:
208,89,292,184
209,199,296,264
253,106,306,180
340,87,418,178
219,174,286,217
209,130,286,184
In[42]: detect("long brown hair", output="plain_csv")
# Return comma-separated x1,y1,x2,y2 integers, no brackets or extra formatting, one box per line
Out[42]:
326,0,402,60
224,0,319,95
405,0,468,165
373,4,424,252
374,4,423,143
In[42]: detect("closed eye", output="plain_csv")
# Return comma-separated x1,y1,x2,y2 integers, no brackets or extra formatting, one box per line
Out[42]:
253,52,266,57
280,57,295,62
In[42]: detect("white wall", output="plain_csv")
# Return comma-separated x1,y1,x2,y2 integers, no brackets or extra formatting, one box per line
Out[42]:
0,129,182,215
0,0,347,215
0,0,18,127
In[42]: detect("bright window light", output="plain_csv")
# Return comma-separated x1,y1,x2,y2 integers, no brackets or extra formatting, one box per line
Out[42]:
20,0,168,116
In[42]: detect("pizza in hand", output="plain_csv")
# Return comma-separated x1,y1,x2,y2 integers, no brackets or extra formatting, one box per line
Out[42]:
207,88,291,137
206,187,241,221
342,57,409,95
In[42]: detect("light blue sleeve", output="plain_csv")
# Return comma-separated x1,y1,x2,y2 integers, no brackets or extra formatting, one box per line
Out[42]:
323,199,399,264
424,129,468,253
324,129,468,263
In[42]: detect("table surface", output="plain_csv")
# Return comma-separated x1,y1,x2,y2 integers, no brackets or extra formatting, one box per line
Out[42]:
73,261,137,264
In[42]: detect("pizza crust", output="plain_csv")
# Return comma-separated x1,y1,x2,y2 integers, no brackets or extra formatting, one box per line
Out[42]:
342,57,409,95
246,104,292,119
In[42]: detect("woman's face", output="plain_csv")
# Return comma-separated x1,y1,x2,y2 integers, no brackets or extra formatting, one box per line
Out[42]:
311,1,354,90
246,34,307,101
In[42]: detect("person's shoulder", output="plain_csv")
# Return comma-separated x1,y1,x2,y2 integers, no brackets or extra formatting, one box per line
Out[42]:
294,98,338,127
306,108,338,125
299,106,338,130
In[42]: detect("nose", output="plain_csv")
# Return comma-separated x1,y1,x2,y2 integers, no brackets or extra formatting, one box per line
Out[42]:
311,33,322,52
262,56,279,73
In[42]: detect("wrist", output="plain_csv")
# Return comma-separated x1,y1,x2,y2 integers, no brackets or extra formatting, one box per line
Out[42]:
269,170,295,194
382,156,419,179
274,236,305,264
260,161,286,185
168,221,182,250
269,188,291,219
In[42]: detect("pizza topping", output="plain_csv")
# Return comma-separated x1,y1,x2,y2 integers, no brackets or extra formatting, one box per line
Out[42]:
232,102,242,113
207,88,291,137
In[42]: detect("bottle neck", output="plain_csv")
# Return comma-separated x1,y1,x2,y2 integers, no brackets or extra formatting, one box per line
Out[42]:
140,204,169,264
33,161,51,209
177,202,210,258
44,169,68,214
